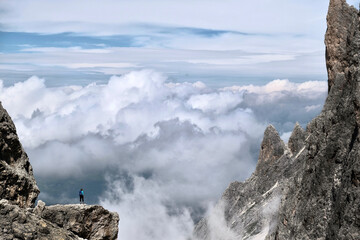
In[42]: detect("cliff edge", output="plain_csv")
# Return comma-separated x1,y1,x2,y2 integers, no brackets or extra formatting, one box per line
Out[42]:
194,0,360,239
0,102,119,240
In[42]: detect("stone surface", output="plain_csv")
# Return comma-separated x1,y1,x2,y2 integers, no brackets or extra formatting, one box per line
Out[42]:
0,102,39,208
325,0,359,92
287,123,306,155
39,204,119,240
194,0,360,239
0,195,119,240
0,199,81,240
257,125,285,166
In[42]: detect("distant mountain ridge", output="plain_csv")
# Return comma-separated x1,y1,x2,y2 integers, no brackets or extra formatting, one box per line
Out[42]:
194,0,360,239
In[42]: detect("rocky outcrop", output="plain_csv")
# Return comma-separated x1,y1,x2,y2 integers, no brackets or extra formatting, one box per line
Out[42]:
38,203,119,240
0,103,39,208
0,102,119,240
257,125,286,167
287,122,306,155
194,0,360,239
0,199,81,240
325,0,359,92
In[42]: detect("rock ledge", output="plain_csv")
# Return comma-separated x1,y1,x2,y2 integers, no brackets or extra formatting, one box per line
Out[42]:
0,103,119,240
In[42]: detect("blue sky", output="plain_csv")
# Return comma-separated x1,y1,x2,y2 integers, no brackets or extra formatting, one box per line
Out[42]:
0,0,359,87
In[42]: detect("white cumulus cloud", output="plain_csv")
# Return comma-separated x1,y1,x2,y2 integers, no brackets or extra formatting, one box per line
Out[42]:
0,70,327,239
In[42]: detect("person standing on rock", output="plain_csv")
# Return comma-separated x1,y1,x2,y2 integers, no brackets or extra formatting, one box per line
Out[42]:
79,188,84,204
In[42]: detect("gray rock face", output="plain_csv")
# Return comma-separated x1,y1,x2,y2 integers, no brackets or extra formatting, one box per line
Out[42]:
194,125,305,240
325,0,359,93
0,102,120,240
39,203,119,240
272,1,360,238
0,102,39,208
287,123,306,155
257,125,286,168
0,199,81,240
194,0,360,239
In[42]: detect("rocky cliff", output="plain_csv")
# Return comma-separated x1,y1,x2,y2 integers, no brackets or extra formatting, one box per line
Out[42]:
0,102,119,240
0,103,39,208
194,0,360,239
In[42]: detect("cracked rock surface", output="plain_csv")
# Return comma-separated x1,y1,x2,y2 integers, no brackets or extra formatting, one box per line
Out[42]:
39,203,119,240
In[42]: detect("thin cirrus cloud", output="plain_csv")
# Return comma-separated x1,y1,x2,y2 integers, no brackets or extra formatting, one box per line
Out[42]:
0,0,333,87
0,0,329,36
0,0,329,53
0,45,327,88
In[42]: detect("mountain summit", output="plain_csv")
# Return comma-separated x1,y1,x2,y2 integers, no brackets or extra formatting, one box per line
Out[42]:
194,0,360,239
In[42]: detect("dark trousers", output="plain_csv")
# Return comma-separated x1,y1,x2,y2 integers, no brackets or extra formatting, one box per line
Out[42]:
80,195,84,203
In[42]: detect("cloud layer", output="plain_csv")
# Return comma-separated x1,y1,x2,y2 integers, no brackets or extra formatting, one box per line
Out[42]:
0,70,327,239
0,1,330,87
0,0,329,36
0,45,327,90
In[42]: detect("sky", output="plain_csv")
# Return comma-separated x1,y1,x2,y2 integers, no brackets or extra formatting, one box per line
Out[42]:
0,0,358,239
1,0,353,87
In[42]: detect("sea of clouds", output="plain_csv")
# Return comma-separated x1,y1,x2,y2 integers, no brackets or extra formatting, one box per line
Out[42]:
0,70,327,239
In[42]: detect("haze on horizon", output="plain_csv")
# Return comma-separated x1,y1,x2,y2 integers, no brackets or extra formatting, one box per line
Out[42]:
0,0,357,239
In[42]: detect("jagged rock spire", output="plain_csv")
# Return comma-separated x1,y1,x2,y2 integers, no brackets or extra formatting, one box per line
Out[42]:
288,122,305,155
325,0,359,92
258,125,285,164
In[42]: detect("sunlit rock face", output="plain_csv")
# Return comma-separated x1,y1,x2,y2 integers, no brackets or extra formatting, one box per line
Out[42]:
0,102,119,240
194,0,360,239
0,102,39,208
